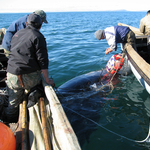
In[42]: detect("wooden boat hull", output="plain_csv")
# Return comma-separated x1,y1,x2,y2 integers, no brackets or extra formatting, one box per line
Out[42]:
125,44,150,94
119,23,150,94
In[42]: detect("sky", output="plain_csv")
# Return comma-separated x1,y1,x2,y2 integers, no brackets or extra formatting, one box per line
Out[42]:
0,0,149,13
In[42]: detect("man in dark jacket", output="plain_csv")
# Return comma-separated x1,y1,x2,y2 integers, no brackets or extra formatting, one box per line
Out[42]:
3,13,54,123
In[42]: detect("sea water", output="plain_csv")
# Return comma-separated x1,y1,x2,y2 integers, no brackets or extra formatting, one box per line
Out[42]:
1,11,150,150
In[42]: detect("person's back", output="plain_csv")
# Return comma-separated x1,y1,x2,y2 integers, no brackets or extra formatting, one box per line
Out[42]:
140,10,150,35
7,25,48,75
2,15,28,51
3,14,54,123
2,10,48,53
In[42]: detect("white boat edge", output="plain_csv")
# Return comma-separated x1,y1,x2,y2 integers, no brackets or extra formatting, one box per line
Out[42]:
128,59,150,94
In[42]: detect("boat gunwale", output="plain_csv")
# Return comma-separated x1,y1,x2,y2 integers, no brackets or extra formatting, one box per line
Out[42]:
125,44,150,86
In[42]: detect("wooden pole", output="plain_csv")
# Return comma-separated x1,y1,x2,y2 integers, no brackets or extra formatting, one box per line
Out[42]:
40,97,51,150
15,104,23,150
22,90,29,150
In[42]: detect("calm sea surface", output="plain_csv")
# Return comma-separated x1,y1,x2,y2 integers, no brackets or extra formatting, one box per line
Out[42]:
1,11,150,150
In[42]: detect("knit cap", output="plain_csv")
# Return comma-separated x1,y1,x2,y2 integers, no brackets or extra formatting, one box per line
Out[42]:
95,30,103,40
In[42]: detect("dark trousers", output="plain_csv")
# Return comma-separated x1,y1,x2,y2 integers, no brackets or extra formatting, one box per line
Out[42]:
124,29,137,51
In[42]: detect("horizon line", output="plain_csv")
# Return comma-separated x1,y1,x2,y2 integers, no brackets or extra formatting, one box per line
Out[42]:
0,10,147,14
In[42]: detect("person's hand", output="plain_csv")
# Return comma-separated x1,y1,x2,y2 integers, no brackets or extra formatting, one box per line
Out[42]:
41,69,55,87
105,47,113,54
45,78,55,87
4,49,10,57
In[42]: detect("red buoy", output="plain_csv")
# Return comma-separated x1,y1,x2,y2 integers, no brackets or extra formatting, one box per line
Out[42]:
0,122,16,150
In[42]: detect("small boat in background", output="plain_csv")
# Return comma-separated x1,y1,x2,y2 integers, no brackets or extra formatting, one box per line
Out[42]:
118,23,150,94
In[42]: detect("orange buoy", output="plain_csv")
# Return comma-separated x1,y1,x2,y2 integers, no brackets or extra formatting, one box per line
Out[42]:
0,122,16,150
106,53,124,74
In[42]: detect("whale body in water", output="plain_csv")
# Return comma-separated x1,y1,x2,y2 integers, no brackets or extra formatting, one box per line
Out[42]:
57,56,131,97
57,69,116,98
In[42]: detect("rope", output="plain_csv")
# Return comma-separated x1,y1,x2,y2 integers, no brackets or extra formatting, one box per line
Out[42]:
75,53,126,96
99,53,126,95
56,54,114,95
56,53,150,143
64,105,150,143
0,77,7,83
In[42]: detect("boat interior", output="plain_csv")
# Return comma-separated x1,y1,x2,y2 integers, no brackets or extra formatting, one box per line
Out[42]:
135,35,150,64
0,48,7,88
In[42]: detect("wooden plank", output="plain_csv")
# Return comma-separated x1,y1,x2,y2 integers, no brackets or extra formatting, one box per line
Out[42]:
15,104,23,150
22,96,28,150
42,76,81,150
40,97,52,150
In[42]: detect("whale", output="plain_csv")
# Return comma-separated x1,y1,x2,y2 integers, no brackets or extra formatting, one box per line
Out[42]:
56,69,119,99
56,69,121,146
56,55,131,98
56,58,132,147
